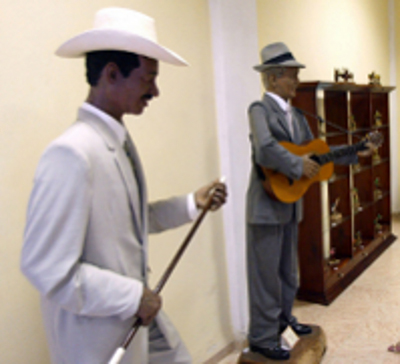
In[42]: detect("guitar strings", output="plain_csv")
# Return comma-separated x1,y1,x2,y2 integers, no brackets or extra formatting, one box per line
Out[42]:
293,107,365,141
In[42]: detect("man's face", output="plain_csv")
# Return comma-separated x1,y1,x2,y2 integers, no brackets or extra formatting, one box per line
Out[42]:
116,56,159,115
273,67,300,101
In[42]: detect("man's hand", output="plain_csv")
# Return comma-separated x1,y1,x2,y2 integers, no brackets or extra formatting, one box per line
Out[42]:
135,287,162,326
302,154,320,179
194,179,227,211
357,142,377,158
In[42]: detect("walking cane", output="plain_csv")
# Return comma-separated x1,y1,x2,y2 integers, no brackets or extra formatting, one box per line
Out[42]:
108,180,225,364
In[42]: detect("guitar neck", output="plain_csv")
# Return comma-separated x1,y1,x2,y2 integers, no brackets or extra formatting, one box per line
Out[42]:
312,141,366,165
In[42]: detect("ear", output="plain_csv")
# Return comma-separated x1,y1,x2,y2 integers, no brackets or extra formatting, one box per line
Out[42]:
103,62,120,84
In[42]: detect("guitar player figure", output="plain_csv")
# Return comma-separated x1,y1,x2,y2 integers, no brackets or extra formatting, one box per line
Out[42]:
245,42,376,361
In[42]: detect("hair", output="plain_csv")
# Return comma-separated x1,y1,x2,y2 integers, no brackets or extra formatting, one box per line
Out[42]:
262,67,285,89
85,50,141,86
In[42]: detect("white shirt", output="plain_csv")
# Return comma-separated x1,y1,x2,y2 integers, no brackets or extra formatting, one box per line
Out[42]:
266,92,294,137
81,102,199,219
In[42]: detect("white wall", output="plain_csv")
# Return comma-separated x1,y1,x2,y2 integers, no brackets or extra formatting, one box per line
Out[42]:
208,0,259,340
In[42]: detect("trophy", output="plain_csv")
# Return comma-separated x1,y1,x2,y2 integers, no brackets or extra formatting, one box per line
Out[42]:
352,188,361,212
372,149,381,164
334,68,354,83
330,197,343,225
328,247,340,268
349,114,357,131
374,214,383,235
374,177,383,201
368,71,381,86
352,163,361,173
374,110,382,127
353,231,363,250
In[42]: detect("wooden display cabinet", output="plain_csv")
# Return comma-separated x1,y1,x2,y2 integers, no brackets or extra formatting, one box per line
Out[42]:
291,81,396,304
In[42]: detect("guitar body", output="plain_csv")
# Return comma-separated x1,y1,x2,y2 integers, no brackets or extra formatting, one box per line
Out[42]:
261,139,334,203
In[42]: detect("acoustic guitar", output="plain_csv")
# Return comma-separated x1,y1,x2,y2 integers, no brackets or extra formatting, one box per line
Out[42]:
260,131,383,203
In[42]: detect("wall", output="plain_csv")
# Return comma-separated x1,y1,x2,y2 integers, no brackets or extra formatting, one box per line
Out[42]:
208,0,259,340
1,1,399,363
257,0,391,84
0,1,232,363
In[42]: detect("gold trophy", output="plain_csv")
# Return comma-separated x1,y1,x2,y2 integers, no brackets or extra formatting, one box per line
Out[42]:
374,214,383,235
372,149,381,164
349,114,357,131
353,231,363,250
374,177,383,201
330,197,343,225
352,163,361,173
352,188,361,212
374,110,382,127
368,72,381,86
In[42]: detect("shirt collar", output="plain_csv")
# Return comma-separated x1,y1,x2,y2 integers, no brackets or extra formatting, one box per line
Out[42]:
81,102,127,145
266,92,290,113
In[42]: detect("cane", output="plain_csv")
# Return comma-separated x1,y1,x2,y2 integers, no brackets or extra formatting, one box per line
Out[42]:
108,179,225,364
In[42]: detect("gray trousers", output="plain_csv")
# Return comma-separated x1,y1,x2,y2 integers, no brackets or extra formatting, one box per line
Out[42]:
246,220,299,348
149,320,192,364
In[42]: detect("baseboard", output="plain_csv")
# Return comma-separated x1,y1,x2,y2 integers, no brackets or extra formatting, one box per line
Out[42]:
203,341,240,364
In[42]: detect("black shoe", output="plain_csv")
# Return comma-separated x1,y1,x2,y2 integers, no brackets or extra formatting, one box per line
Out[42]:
288,323,312,335
250,344,290,361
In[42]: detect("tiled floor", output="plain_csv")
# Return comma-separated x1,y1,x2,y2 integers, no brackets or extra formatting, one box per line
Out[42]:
217,215,400,363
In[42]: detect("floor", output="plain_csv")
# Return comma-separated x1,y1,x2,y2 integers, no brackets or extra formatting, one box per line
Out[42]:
217,215,400,364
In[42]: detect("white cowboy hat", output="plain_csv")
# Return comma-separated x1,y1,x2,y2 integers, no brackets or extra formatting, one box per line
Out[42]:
254,42,305,72
55,7,188,66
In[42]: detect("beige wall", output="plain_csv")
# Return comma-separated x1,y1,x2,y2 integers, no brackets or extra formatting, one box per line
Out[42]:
2,1,400,363
256,0,391,84
0,1,231,363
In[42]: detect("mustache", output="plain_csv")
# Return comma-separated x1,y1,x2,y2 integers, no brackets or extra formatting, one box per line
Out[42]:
142,94,153,101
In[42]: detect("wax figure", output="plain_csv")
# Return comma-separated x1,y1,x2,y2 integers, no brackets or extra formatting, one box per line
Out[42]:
21,8,227,364
245,42,375,360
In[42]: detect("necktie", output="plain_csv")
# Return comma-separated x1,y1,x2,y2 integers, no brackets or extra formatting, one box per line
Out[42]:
123,135,143,224
123,139,136,175
123,135,143,198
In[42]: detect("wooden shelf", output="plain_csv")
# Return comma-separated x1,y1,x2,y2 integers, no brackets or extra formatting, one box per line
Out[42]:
292,81,396,305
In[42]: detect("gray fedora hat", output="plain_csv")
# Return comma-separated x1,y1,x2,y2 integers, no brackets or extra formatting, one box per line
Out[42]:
254,42,305,72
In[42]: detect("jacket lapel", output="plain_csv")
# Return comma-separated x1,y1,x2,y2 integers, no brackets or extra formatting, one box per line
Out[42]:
263,94,294,141
77,108,145,240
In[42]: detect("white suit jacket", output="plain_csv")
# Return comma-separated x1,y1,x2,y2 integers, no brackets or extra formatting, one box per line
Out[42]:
21,107,192,364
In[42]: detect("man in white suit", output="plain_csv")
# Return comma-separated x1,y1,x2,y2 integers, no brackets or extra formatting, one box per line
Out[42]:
21,8,227,364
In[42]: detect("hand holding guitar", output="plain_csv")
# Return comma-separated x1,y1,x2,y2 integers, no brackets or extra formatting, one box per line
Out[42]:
260,131,384,203
357,130,382,157
302,154,320,179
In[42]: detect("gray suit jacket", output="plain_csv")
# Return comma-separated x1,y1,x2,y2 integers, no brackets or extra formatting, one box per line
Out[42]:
21,108,191,364
246,94,357,225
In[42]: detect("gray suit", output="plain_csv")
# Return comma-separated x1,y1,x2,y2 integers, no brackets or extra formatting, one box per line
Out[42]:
21,107,192,364
246,94,356,348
